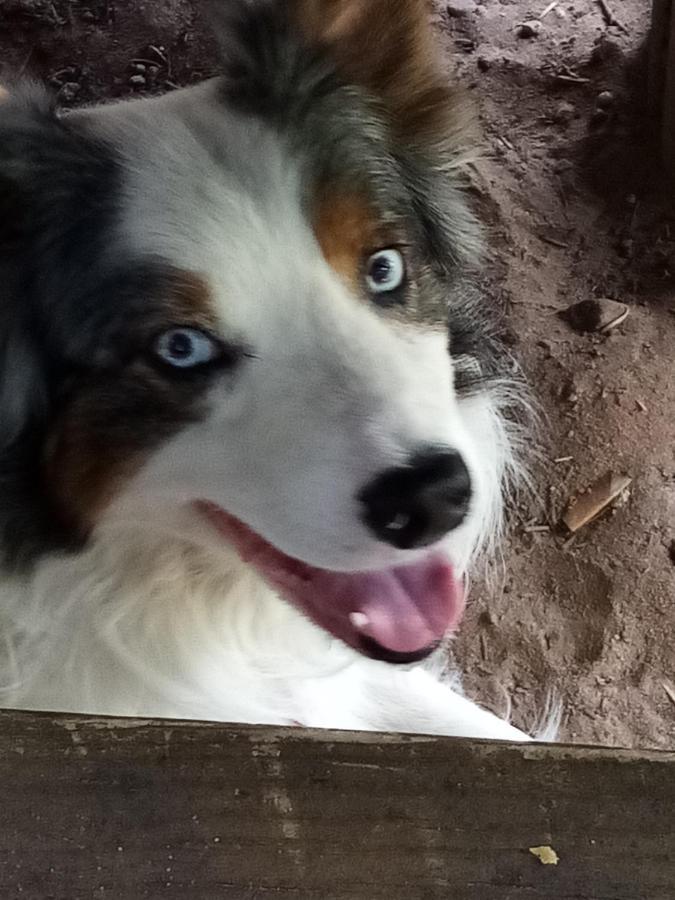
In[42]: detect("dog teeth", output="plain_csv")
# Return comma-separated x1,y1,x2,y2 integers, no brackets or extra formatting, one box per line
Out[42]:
349,612,370,630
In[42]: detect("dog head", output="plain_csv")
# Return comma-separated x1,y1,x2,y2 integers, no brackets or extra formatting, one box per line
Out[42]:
0,0,517,662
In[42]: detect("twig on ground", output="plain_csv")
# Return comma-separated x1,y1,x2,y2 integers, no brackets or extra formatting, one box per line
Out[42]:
663,683,675,708
480,633,489,663
595,0,629,34
539,0,560,19
555,73,591,85
539,234,570,249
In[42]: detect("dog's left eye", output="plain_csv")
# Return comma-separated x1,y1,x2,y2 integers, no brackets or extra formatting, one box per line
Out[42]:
153,328,221,369
365,249,406,297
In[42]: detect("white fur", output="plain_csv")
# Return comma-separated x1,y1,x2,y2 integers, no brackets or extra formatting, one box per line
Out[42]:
0,82,535,742
0,507,527,741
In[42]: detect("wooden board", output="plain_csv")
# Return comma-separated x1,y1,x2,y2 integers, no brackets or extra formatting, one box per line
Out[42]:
0,711,673,899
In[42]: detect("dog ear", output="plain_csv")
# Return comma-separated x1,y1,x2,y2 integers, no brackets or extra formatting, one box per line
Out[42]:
293,1,479,265
208,0,472,153
0,84,64,565
291,0,472,152
0,83,58,437
208,0,477,265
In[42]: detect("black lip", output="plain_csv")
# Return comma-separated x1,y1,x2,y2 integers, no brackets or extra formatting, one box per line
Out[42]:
358,636,439,665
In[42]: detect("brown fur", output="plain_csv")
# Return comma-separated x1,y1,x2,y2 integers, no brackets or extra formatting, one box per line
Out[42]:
293,0,473,151
44,384,152,531
156,270,221,333
313,191,387,290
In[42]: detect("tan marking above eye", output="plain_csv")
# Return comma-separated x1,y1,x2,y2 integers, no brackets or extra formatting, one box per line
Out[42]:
313,192,385,291
159,269,221,333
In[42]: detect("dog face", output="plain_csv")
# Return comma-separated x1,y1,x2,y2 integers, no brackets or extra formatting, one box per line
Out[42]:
0,1,514,661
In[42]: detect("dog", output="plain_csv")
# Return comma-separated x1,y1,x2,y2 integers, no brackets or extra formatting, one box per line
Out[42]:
0,0,536,741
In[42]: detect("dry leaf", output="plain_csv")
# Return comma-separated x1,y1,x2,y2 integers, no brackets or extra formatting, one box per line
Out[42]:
562,472,632,533
529,845,560,865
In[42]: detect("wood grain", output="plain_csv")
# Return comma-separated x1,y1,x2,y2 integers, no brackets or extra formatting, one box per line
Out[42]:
0,711,673,899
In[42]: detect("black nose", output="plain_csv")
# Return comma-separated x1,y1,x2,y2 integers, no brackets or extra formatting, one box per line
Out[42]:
358,449,472,550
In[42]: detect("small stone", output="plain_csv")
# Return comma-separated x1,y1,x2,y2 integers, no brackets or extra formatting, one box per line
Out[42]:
80,9,95,22
129,75,146,88
447,0,476,16
57,82,81,103
553,101,575,125
559,378,578,403
516,20,541,38
560,298,629,334
596,90,615,110
477,56,490,72
131,63,147,74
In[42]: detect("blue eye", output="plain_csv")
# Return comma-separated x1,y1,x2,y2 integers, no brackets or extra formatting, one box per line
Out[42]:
366,249,406,295
153,328,220,369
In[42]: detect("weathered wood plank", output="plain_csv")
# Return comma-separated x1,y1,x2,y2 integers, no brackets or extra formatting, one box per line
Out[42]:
0,711,673,899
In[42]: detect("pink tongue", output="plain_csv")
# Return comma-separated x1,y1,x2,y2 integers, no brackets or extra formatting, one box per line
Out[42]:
197,503,464,656
311,559,463,654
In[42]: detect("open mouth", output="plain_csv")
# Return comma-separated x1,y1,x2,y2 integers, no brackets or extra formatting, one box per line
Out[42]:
197,502,466,664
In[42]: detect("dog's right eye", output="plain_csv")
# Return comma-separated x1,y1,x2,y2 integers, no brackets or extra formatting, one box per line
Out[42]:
153,327,222,370
366,249,406,297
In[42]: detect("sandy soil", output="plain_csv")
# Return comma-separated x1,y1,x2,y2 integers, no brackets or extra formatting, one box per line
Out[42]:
1,0,673,749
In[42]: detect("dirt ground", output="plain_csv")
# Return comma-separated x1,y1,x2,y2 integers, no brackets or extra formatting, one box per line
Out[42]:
1,0,673,749
437,0,675,751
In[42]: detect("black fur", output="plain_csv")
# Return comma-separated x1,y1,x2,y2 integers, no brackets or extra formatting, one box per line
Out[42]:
448,282,518,396
0,86,199,568
0,86,125,565
210,0,339,125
